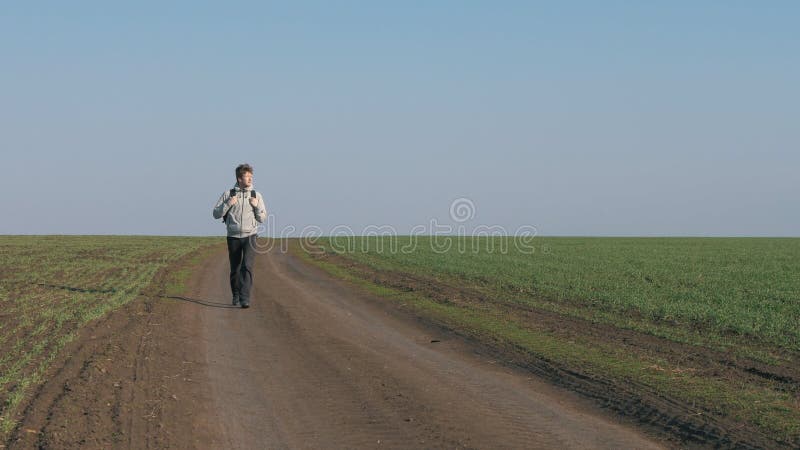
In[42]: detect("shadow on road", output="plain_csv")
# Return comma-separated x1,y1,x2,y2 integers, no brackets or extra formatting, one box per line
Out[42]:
163,296,239,309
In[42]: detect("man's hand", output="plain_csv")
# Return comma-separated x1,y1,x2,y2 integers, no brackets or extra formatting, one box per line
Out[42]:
228,196,238,206
249,196,259,208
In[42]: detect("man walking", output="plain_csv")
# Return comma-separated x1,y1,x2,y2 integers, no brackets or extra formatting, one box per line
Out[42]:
212,163,267,308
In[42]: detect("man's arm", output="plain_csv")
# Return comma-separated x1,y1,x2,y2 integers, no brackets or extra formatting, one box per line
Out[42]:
213,192,232,219
253,193,267,223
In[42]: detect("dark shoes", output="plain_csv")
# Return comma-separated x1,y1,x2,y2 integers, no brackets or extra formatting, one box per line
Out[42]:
232,293,249,308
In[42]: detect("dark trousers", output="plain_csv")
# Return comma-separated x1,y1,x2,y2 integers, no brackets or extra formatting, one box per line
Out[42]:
227,234,257,303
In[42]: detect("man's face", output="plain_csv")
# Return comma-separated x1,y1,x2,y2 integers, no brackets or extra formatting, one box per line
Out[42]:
238,172,253,188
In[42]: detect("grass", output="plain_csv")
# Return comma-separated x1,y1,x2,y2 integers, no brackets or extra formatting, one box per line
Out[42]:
311,236,800,354
294,236,800,445
0,235,219,439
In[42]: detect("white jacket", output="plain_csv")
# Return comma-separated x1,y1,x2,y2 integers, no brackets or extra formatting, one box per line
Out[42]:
212,184,267,238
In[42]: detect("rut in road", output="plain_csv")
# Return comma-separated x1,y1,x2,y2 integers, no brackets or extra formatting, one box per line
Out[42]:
180,245,664,449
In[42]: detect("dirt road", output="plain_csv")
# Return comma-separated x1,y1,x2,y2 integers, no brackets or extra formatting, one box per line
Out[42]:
183,246,663,449
10,245,665,449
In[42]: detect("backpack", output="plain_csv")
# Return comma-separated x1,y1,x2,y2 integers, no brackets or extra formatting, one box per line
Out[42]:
222,188,257,223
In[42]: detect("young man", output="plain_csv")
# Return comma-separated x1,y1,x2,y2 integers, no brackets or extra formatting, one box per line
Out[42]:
212,164,267,308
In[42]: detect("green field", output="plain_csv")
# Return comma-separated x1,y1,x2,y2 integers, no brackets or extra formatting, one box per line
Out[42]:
0,235,218,438
2,235,798,446
296,236,800,446
310,236,800,353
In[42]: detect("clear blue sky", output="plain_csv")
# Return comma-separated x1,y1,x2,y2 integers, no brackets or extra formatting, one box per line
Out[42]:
1,2,798,236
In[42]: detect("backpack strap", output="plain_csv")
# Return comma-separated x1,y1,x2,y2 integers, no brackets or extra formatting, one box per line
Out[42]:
222,189,237,223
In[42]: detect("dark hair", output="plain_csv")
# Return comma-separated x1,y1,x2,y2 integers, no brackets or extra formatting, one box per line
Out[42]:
235,163,253,180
